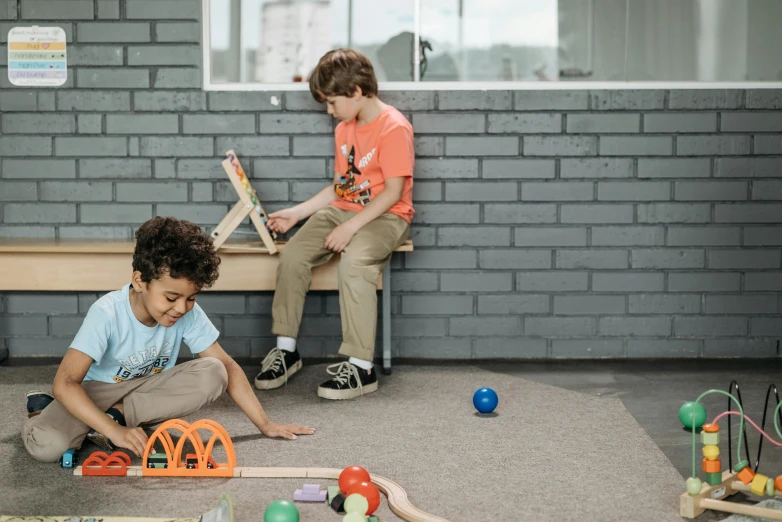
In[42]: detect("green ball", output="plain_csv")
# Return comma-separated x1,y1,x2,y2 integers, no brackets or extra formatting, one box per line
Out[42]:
264,500,299,522
686,477,703,495
679,401,707,429
344,493,369,515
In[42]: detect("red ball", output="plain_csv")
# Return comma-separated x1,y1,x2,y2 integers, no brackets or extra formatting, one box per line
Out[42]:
346,481,380,515
338,465,371,494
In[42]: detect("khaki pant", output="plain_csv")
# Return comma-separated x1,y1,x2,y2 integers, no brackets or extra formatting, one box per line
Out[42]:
23,357,228,463
272,206,409,361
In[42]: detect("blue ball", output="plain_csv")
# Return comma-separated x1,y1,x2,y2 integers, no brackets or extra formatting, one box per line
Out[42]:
473,387,498,413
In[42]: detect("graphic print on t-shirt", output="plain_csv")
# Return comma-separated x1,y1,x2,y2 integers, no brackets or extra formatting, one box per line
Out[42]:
113,342,173,382
335,145,373,206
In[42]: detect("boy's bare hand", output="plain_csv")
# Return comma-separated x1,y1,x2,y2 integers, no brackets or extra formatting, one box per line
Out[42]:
260,421,316,441
267,208,299,234
107,425,153,458
324,222,358,253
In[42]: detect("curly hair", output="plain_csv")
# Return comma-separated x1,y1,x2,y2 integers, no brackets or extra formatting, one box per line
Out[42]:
133,216,220,288
309,48,378,103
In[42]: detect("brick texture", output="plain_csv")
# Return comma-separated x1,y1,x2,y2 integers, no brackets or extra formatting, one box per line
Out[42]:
0,9,779,360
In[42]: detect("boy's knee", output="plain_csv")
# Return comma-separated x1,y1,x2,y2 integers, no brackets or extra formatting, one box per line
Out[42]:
193,357,228,397
23,423,72,463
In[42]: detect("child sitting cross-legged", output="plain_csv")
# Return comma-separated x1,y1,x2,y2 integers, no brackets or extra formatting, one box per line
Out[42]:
23,216,314,462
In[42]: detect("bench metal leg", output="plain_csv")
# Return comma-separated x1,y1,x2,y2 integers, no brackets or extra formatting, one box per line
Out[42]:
382,262,392,375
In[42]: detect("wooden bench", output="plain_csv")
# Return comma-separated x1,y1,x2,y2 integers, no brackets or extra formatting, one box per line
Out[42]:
0,238,413,373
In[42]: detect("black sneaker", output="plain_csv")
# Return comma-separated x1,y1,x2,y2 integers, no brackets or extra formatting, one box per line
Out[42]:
86,407,126,452
254,347,302,390
317,361,378,400
26,391,54,418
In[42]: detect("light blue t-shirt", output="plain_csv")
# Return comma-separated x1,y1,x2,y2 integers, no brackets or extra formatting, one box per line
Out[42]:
71,284,220,384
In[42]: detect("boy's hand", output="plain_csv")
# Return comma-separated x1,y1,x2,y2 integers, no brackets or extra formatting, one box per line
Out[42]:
324,222,358,253
267,208,300,234
107,425,154,458
260,421,316,440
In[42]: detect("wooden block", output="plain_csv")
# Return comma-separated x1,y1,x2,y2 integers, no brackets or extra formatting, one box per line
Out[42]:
702,457,721,474
751,473,770,496
680,470,736,519
705,471,723,485
738,466,756,485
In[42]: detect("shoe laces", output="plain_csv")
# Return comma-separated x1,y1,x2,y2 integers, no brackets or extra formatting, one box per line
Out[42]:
261,348,289,384
326,362,362,393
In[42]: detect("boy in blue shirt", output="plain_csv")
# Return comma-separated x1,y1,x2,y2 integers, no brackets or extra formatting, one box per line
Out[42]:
23,216,314,462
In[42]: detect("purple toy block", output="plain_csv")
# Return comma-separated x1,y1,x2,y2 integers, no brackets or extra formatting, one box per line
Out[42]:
303,484,320,495
294,484,327,502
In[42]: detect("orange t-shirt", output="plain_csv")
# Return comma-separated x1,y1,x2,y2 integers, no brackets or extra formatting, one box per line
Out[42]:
330,106,415,223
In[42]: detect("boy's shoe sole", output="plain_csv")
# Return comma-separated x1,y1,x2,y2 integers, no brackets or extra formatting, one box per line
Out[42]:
86,431,114,452
317,381,378,400
26,391,54,418
254,359,302,390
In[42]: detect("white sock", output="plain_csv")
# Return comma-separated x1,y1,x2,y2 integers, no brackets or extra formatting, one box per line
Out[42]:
277,336,296,352
349,356,374,370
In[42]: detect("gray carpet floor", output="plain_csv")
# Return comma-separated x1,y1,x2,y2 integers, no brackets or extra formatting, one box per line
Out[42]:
0,363,685,522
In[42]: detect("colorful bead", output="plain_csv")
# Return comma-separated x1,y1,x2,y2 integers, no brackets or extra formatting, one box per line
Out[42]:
702,445,719,460
705,471,723,486
737,466,756,485
686,477,703,495
734,460,750,472
751,473,770,496
702,457,721,474
768,476,777,496
702,423,720,433
700,430,719,445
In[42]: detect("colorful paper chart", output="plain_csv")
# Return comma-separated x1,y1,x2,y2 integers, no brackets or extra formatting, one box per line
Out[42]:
7,26,67,87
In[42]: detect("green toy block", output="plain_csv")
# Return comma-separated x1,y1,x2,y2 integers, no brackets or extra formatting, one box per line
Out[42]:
367,517,378,522
701,431,720,445
328,485,341,504
705,471,723,486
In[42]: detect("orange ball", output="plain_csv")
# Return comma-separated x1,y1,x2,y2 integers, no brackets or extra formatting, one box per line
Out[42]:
339,465,370,494
346,481,380,515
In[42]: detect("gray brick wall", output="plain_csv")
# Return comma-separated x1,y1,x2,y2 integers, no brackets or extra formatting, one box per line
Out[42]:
1,0,781,361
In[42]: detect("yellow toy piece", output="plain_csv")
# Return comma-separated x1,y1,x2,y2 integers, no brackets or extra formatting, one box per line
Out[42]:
702,444,719,460
751,473,770,496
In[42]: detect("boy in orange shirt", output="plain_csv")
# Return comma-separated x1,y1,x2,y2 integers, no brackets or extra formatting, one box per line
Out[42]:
254,49,414,400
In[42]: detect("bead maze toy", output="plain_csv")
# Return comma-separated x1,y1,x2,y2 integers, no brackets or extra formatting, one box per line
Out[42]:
210,149,278,254
681,381,782,520
73,418,448,522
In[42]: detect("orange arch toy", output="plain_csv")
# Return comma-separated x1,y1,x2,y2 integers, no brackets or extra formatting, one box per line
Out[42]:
141,419,236,477
82,451,131,476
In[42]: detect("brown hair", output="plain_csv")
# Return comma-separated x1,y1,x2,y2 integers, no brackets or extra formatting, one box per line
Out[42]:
309,48,378,103
133,216,220,288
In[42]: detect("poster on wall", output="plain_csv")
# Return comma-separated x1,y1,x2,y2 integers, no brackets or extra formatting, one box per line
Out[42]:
7,26,67,87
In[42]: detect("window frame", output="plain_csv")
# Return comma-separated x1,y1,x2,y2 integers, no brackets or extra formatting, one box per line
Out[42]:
201,0,782,92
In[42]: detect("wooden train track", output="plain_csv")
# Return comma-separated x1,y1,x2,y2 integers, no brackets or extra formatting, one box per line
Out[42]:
75,466,449,522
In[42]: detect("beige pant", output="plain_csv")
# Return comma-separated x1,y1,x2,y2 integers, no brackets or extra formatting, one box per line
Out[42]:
272,206,409,361
23,357,228,463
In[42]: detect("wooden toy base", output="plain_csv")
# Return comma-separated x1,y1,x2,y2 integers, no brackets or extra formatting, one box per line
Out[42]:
681,470,782,520
75,466,446,522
